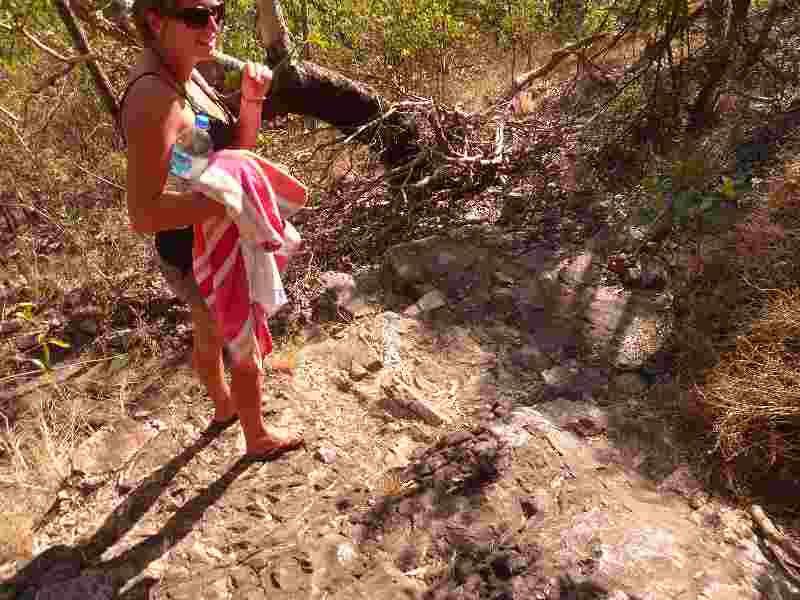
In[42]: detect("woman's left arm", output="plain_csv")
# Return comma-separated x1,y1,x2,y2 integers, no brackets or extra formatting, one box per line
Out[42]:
235,62,272,149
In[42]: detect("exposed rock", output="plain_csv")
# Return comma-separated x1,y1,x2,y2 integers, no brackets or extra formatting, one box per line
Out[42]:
538,398,608,438
559,251,597,285
7,230,789,600
404,289,448,317
380,378,447,426
657,465,705,500
319,271,356,305
578,287,672,369
383,235,491,297
416,289,447,312
541,365,573,386
72,418,158,476
611,372,649,396
349,362,368,381
315,270,375,321
316,445,338,464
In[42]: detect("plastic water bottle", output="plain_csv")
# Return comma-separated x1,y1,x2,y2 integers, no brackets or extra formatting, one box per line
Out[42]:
169,113,213,181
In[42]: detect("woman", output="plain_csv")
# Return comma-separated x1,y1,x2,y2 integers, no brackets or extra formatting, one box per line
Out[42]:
121,0,302,458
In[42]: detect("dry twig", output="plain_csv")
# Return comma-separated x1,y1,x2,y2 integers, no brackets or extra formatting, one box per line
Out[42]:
750,504,800,585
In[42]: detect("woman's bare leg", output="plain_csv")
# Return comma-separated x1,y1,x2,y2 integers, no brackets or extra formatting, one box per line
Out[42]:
190,302,236,423
230,356,303,456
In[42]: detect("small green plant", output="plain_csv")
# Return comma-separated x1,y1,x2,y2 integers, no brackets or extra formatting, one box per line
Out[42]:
11,302,71,371
640,161,751,228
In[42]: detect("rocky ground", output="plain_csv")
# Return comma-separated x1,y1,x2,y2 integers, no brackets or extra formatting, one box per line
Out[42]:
1,226,798,599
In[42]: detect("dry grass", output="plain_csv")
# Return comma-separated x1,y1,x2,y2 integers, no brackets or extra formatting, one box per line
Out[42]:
698,289,800,468
671,142,800,490
0,511,34,562
0,57,149,496
1,26,534,501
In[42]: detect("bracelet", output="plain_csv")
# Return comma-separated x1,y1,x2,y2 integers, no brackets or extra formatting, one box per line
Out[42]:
242,95,268,103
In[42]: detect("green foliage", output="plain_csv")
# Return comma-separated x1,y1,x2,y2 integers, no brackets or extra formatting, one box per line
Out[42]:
220,0,266,63
0,0,66,67
10,302,71,371
641,162,751,228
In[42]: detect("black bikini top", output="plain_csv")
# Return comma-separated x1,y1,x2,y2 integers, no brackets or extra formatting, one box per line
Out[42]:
118,70,237,150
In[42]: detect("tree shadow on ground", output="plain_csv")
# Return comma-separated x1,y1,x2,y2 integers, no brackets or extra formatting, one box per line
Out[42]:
3,425,252,599
348,410,638,599
369,168,800,591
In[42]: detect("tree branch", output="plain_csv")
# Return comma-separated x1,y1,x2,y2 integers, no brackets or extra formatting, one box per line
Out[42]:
53,0,119,123
501,33,610,102
256,0,295,66
21,27,74,62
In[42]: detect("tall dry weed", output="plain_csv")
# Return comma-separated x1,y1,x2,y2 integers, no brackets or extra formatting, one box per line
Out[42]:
698,289,800,470
678,151,800,485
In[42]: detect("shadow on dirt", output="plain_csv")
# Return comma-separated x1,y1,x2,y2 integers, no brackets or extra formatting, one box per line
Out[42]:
2,425,251,599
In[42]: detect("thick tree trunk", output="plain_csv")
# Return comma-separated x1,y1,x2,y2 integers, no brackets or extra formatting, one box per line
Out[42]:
254,0,418,166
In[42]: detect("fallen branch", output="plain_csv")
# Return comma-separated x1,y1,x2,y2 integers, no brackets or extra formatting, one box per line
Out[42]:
54,0,119,122
69,161,126,192
499,33,610,103
21,27,88,63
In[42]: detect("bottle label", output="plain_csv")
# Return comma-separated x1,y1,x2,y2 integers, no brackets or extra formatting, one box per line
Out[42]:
169,145,193,179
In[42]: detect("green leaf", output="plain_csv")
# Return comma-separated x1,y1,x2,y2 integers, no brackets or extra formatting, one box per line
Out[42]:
47,338,71,349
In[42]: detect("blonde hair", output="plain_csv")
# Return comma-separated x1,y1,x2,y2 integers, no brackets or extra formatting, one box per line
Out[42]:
131,0,179,44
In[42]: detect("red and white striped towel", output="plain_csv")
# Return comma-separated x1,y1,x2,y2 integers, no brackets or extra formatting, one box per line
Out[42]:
190,149,306,367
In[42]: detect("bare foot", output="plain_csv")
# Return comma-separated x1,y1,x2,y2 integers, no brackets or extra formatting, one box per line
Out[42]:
245,427,304,460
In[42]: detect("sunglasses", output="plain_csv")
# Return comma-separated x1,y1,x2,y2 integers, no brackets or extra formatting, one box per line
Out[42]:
164,3,225,29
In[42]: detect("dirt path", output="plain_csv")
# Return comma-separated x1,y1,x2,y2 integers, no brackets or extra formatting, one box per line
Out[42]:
3,228,797,600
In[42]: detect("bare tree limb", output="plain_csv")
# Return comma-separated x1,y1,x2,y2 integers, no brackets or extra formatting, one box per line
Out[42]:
256,0,295,65
500,33,610,103
253,0,418,166
53,0,119,123
21,27,75,62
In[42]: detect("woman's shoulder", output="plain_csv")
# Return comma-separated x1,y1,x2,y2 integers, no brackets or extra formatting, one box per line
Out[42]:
122,70,186,144
124,68,178,109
